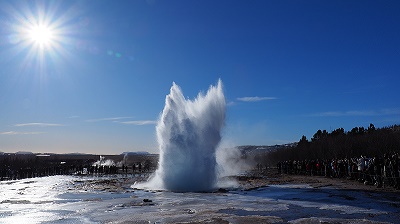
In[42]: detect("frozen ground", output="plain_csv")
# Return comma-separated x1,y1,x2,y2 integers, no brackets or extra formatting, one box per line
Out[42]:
1,175,399,223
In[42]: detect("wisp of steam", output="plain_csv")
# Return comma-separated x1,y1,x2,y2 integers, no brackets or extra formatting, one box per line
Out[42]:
137,80,226,192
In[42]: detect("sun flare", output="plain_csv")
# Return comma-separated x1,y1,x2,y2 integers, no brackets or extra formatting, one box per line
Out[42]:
29,25,54,46
2,1,80,79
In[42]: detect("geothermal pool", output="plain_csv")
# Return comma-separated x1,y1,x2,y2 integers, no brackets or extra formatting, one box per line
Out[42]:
1,175,399,223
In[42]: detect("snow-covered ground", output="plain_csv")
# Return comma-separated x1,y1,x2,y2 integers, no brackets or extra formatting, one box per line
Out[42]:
1,175,399,223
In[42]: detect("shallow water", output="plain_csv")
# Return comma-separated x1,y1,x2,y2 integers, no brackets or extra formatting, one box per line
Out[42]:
1,175,399,223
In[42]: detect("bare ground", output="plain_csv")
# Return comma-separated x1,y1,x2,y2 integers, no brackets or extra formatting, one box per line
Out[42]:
236,169,400,193
68,172,400,224
71,170,399,194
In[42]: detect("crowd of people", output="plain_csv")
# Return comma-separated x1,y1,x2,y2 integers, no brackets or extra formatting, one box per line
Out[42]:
276,152,400,190
0,152,160,181
0,164,121,180
0,162,151,181
1,165,70,180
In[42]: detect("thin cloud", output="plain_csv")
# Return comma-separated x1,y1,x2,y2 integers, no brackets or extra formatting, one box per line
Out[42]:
0,131,45,135
227,101,236,106
86,117,133,122
14,123,64,127
118,120,157,125
237,96,277,102
310,109,400,117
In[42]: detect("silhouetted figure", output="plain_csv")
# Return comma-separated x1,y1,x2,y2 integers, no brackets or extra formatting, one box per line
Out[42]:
374,156,383,188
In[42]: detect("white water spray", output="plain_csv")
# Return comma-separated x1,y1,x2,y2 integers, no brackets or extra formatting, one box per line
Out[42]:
139,80,226,192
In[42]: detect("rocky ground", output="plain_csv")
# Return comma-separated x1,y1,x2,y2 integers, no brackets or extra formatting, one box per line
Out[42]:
70,170,399,194
53,172,400,224
237,169,400,193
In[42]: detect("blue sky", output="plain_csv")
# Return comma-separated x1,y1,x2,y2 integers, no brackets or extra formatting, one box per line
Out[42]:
0,0,399,154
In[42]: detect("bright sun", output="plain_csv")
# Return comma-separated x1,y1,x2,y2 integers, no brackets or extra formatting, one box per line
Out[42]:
5,0,76,74
28,24,54,46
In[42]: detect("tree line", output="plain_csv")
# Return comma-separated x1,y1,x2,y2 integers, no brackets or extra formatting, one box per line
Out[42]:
265,124,400,164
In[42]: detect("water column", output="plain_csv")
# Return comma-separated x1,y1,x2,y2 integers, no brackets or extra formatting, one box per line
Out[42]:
145,80,226,192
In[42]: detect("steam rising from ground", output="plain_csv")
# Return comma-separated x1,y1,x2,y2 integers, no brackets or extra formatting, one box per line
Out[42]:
216,144,253,177
137,80,226,192
92,156,115,167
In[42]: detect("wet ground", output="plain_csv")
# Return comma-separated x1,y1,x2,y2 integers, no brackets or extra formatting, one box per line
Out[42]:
1,173,399,223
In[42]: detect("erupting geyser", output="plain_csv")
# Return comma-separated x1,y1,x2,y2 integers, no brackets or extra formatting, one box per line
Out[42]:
141,80,226,192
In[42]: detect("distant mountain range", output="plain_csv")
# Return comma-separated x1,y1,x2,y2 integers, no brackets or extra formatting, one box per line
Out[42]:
121,151,150,155
1,145,293,157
